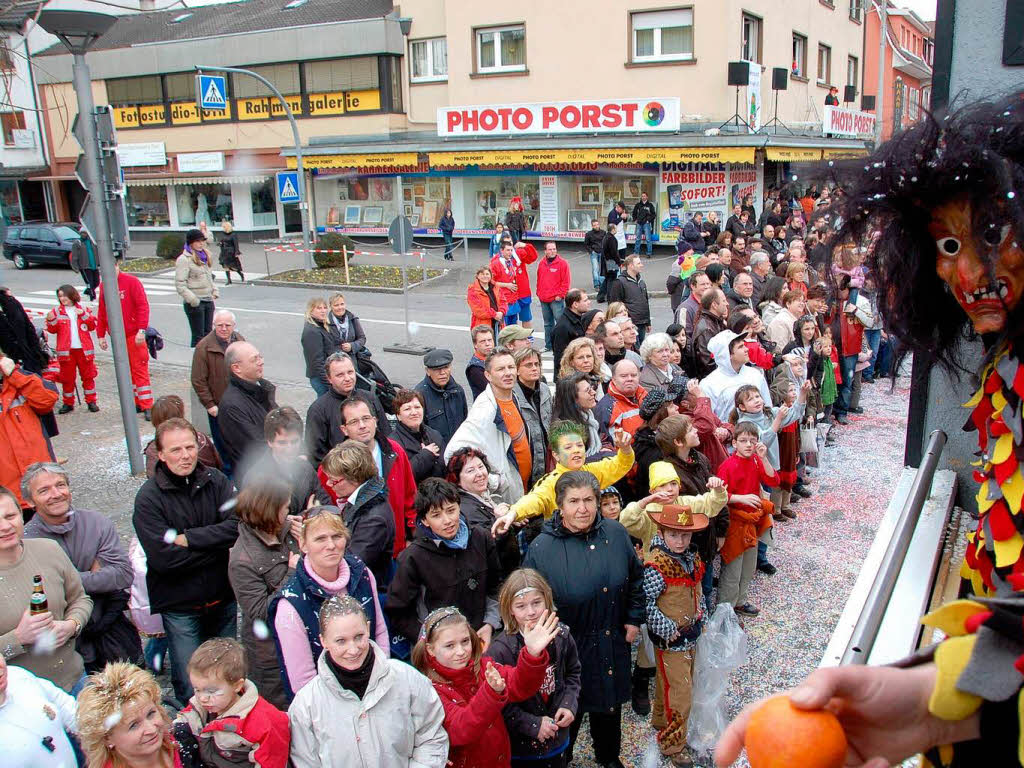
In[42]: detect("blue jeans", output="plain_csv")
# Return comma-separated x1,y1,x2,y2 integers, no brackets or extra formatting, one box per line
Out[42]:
634,221,653,255
836,353,858,413
863,329,882,379
541,300,564,349
702,556,715,605
310,377,329,397
757,540,770,567
70,672,89,698
162,600,238,703
589,251,603,292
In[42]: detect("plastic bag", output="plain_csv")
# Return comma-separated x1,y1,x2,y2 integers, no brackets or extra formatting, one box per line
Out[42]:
686,602,748,755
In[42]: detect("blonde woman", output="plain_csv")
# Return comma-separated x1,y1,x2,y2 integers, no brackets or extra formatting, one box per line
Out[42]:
76,662,184,768
176,228,218,347
218,221,244,284
300,297,338,396
606,301,630,326
558,337,604,396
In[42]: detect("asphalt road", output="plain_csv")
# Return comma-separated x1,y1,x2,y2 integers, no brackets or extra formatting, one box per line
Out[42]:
1,239,679,393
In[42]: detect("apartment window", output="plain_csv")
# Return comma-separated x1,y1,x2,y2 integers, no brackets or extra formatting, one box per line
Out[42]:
847,55,858,88
410,37,448,81
817,43,832,84
476,25,526,73
0,46,13,70
792,33,808,77
1,111,26,145
908,87,919,120
849,0,862,22
164,72,196,102
631,8,694,62
106,75,162,105
304,57,379,91
232,63,300,98
741,13,762,63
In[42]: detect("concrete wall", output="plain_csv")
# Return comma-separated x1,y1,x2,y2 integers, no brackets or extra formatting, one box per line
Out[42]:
402,0,865,127
948,0,1021,101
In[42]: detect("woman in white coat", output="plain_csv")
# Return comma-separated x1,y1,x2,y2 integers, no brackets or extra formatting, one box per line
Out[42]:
289,594,449,768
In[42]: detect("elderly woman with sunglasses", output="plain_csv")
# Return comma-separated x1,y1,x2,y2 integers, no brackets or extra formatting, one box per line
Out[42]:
268,442,390,702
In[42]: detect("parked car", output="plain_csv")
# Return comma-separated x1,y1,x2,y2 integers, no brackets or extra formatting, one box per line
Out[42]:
3,222,81,269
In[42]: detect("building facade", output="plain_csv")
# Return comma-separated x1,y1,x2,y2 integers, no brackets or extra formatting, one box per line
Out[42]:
31,0,876,248
863,2,933,140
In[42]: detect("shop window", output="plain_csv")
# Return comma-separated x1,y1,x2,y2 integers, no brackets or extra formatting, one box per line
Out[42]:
106,75,162,105
164,72,197,102
410,38,448,82
1,111,25,145
251,178,278,227
631,8,694,62
126,186,170,227
233,64,300,98
304,57,379,92
175,183,233,228
847,55,858,89
741,13,761,64
817,43,832,85
475,25,526,73
0,181,22,224
321,177,402,229
792,33,807,77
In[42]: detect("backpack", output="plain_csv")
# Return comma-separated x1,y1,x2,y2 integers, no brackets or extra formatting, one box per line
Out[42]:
355,349,399,414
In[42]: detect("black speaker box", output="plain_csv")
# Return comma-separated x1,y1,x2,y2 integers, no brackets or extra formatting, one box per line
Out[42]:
772,67,788,90
844,85,857,103
861,95,876,111
728,61,749,86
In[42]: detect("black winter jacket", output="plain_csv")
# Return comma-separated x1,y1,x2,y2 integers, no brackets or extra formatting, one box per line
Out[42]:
631,200,656,226
340,475,395,587
304,386,389,466
662,452,727,564
505,210,527,233
132,463,238,613
386,523,502,642
300,322,338,383
523,513,644,713
583,228,605,254
327,311,367,356
550,309,585,373
681,219,706,253
392,420,447,483
488,626,582,760
606,273,651,327
415,375,468,446
217,375,278,469
600,232,620,278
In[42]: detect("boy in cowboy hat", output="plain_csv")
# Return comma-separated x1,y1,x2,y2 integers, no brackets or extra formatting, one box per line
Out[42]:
643,502,712,767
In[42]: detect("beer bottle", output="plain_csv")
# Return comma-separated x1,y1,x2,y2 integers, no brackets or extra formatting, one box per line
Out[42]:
30,574,48,615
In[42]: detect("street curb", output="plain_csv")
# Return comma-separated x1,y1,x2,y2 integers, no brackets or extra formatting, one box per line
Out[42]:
124,267,175,277
253,269,450,294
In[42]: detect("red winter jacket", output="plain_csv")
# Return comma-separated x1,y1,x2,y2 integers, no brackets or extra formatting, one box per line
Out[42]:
489,254,519,307
428,646,549,768
467,280,507,331
744,338,775,371
0,366,58,507
513,242,537,300
535,254,571,303
97,271,149,337
45,304,97,355
318,435,417,555
680,395,732,472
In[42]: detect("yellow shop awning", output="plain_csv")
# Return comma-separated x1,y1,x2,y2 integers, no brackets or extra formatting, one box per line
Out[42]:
428,146,756,168
765,147,824,162
287,153,422,171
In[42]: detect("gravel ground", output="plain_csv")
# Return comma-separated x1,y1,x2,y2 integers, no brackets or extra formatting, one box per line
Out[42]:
57,359,909,767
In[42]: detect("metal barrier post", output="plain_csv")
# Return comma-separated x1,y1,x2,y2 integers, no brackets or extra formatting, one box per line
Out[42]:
264,247,270,278
343,245,350,285
463,236,469,263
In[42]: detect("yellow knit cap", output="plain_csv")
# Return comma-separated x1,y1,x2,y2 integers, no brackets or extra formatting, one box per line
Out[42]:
648,461,679,492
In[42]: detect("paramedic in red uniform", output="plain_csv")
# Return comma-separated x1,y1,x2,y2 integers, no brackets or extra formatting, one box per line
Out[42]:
97,259,153,419
45,284,99,415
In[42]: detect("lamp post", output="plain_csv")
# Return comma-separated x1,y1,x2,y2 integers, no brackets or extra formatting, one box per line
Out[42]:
38,9,145,475
871,0,889,145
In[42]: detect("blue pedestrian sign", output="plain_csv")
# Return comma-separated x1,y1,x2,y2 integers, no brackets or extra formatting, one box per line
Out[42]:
196,75,227,110
277,171,301,203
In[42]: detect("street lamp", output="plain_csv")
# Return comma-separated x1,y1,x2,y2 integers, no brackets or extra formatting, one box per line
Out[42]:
38,9,146,475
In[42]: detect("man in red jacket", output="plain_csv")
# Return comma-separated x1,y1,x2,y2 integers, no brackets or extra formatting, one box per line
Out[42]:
336,391,416,556
535,241,571,352
97,260,153,417
512,240,538,331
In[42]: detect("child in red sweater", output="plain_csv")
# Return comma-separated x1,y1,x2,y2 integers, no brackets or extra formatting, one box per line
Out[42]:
715,423,778,618
413,605,560,768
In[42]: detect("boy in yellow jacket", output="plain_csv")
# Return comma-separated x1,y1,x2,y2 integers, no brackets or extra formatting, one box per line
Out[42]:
491,420,634,535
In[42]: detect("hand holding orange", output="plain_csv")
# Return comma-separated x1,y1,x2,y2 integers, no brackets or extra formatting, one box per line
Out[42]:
744,696,847,768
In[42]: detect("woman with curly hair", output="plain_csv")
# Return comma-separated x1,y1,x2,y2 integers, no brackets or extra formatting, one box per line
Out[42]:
557,337,601,386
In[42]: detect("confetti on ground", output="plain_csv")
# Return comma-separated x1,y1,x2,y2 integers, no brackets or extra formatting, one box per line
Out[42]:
572,378,911,767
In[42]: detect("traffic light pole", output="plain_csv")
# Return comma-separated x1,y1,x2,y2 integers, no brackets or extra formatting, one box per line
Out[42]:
71,51,144,475
195,65,313,269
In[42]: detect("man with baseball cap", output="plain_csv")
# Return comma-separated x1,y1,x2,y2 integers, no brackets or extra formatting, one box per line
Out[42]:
414,348,467,446
497,324,533,352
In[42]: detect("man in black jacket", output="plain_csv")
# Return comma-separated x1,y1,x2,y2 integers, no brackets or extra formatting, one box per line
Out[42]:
606,254,652,344
598,225,621,303
550,288,591,373
132,417,237,703
414,348,468,446
217,341,277,474
631,193,656,256
305,352,389,465
680,211,707,253
583,219,606,295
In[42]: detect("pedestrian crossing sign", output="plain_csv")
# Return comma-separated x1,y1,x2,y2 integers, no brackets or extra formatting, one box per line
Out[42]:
277,171,301,203
197,75,227,110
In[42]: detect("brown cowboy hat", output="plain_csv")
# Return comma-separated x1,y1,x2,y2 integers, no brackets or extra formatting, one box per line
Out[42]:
648,503,709,532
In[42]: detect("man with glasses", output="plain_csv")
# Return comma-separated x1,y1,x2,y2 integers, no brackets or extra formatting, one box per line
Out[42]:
216,341,277,475
191,309,244,472
305,352,389,466
326,391,416,557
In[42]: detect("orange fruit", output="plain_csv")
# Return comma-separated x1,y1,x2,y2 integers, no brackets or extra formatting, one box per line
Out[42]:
744,695,847,768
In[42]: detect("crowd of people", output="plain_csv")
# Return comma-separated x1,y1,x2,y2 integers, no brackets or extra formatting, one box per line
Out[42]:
0,180,900,768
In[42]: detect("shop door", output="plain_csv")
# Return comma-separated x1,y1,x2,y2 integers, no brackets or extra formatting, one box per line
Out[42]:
18,181,47,221
282,202,303,235
61,180,88,223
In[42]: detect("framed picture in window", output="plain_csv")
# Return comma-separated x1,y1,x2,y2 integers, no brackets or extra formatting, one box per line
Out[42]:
578,183,602,205
427,179,447,199
404,204,413,216
337,183,349,201
624,179,644,198
347,179,368,200
371,179,393,201
421,200,440,227
343,205,361,225
411,214,421,226
499,179,519,197
567,209,597,231
362,206,384,224
403,187,413,202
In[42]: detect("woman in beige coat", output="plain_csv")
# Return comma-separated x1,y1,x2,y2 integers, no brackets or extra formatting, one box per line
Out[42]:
176,227,219,347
